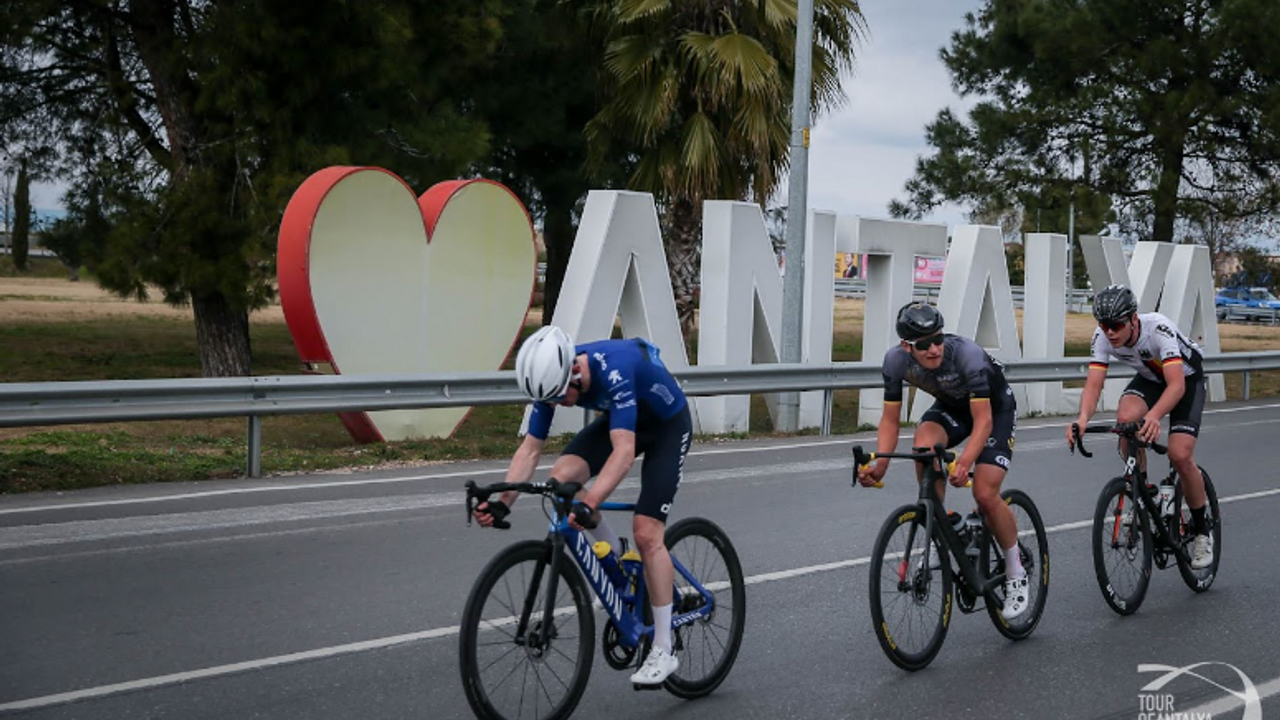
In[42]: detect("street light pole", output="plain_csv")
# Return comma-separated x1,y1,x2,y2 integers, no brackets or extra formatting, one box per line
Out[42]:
779,0,815,433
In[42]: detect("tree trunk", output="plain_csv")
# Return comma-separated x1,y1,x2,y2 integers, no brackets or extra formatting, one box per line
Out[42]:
12,160,30,272
192,292,252,377
1151,133,1185,243
540,196,576,325
666,196,702,339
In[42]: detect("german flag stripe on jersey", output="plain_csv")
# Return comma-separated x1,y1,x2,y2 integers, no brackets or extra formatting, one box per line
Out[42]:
1161,358,1183,367
1089,362,1109,371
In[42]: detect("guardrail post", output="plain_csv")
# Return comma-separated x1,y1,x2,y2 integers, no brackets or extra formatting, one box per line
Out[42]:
821,388,833,436
1243,371,1252,400
247,415,262,478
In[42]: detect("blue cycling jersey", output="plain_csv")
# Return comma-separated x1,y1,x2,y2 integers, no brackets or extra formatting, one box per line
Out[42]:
526,338,688,440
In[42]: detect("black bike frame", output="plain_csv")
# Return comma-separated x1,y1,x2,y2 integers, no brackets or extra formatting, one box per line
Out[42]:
856,444,1006,605
1075,424,1192,566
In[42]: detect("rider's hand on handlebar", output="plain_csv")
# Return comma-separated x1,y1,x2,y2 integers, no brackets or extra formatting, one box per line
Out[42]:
474,500,510,529
1066,419,1085,449
856,463,885,488
568,501,600,530
1139,413,1162,444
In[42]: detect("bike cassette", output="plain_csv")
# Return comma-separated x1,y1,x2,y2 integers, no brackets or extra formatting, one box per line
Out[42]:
602,620,637,670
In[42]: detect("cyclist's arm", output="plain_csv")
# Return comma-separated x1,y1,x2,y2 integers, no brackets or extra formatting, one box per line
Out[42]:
498,433,545,507
958,397,992,471
871,402,901,478
581,428,636,509
1149,360,1187,421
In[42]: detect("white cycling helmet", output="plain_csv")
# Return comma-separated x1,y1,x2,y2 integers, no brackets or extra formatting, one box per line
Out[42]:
515,325,576,401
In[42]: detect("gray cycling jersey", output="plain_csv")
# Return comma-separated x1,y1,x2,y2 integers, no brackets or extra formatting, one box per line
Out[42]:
880,334,1014,412
1089,312,1203,383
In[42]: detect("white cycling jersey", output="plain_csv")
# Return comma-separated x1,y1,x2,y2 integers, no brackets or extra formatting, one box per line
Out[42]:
1089,312,1203,383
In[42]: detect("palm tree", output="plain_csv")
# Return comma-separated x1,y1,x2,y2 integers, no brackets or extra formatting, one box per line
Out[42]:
574,0,867,335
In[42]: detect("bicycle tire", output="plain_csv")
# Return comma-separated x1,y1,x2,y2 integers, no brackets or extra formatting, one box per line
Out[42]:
868,504,952,671
1175,467,1221,592
658,517,746,699
1092,477,1153,615
459,539,595,720
980,489,1050,639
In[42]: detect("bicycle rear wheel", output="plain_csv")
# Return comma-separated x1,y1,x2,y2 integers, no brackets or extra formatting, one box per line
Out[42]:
1092,477,1153,615
868,504,952,671
459,540,595,720
659,517,746,699
980,489,1050,639
1175,467,1221,592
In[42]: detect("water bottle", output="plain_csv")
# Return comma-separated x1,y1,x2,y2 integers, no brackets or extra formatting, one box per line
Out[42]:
593,541,626,589
620,546,643,598
1157,483,1176,518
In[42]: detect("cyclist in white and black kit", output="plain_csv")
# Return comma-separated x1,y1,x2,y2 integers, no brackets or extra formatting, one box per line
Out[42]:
855,302,1029,620
472,326,692,686
1065,284,1213,569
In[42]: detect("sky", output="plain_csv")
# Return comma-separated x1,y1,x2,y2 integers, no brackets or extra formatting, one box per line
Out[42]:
26,0,985,231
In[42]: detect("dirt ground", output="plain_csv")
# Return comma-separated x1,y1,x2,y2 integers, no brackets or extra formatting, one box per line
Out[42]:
2,276,1279,350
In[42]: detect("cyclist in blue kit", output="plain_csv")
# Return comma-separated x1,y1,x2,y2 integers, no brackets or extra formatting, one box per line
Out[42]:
473,325,693,686
856,302,1029,620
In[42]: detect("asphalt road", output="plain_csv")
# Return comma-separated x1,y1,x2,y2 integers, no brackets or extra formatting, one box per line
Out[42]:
3,400,1280,720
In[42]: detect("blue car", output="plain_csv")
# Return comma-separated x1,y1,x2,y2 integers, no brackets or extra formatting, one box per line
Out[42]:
1214,286,1280,320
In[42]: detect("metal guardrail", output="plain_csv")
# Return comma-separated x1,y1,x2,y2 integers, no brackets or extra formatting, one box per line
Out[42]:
832,279,1094,309
3,352,1280,477
1223,305,1280,325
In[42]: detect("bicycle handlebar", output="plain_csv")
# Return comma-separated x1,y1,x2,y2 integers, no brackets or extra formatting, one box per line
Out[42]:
1070,422,1168,459
851,444,968,488
465,478,584,529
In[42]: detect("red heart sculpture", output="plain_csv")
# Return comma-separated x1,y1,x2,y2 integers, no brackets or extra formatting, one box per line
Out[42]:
278,167,536,442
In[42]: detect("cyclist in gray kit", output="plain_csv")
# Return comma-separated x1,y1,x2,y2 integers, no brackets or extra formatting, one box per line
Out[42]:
856,302,1028,619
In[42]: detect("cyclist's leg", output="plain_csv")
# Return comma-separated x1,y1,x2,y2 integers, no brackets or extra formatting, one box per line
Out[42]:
1167,375,1206,509
630,407,691,683
915,406,962,501
1118,379,1158,475
972,407,1017,554
559,417,620,548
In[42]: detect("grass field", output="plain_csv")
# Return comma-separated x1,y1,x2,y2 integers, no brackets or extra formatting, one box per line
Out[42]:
3,256,1279,493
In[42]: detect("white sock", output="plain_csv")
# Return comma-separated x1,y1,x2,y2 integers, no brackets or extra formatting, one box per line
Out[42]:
652,603,673,654
590,516,622,555
1004,543,1026,579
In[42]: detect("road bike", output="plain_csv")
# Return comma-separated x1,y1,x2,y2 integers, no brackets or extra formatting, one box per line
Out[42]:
459,478,745,720
852,444,1049,671
1070,422,1221,615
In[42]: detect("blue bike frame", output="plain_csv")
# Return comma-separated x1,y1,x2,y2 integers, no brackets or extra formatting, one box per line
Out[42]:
547,500,716,649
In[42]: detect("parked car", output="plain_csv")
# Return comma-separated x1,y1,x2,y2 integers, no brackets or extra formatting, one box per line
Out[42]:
1214,286,1280,320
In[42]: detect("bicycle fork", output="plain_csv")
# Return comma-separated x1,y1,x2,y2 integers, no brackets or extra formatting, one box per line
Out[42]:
514,537,564,654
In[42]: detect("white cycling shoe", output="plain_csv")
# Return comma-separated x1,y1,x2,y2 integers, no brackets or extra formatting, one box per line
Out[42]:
1001,574,1030,620
1191,534,1214,569
630,647,679,685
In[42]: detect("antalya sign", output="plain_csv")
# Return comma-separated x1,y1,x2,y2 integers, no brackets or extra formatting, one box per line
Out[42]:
278,168,1222,441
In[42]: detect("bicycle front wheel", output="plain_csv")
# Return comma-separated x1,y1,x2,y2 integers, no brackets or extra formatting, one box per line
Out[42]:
1092,477,1153,615
868,504,952,671
980,489,1050,639
459,539,595,720
1175,467,1221,592
660,517,746,699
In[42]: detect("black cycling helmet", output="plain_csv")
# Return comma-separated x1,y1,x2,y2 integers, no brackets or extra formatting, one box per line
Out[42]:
896,302,945,340
1092,284,1138,323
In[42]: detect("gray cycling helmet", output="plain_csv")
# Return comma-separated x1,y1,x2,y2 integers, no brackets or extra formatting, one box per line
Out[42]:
896,302,945,340
1092,285,1138,323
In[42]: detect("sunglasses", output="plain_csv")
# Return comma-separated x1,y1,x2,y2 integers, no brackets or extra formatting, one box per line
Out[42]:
1099,319,1129,333
908,334,945,351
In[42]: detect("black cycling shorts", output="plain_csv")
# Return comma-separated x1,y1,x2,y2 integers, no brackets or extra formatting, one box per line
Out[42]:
920,401,1017,471
561,404,692,522
1122,374,1205,437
